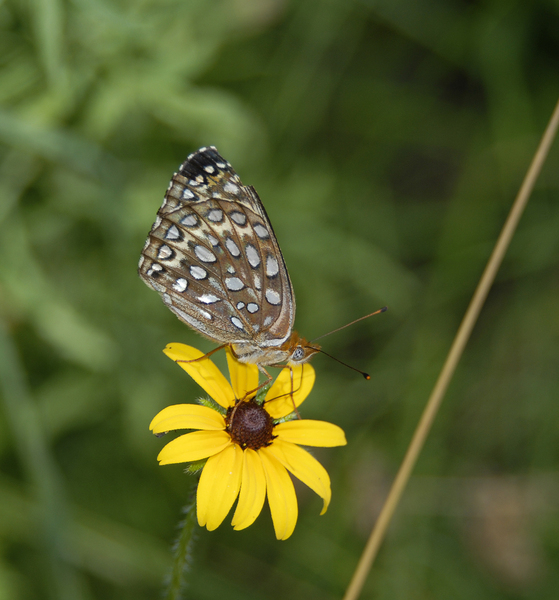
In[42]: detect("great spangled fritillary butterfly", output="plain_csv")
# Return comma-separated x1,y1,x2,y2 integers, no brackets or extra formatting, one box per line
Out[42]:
138,146,320,374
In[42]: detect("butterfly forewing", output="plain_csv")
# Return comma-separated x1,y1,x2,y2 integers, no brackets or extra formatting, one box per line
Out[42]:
139,147,295,351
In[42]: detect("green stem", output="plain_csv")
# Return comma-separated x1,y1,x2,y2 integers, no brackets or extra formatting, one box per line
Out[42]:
164,487,198,600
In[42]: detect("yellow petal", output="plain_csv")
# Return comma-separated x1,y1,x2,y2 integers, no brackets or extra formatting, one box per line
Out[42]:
197,444,243,530
226,347,259,400
274,420,347,447
267,439,331,514
231,448,267,530
157,430,231,464
163,343,235,408
264,363,315,419
150,404,225,433
259,447,298,540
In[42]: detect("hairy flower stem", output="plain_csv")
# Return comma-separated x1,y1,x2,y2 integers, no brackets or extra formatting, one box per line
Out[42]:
164,487,198,600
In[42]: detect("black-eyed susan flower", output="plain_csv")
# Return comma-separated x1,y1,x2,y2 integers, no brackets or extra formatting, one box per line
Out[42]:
150,343,347,540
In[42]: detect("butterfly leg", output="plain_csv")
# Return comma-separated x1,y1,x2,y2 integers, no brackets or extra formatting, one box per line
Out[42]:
236,365,274,404
225,366,273,431
226,345,276,402
175,344,229,366
287,366,300,418
175,343,275,426
263,364,303,419
229,365,303,428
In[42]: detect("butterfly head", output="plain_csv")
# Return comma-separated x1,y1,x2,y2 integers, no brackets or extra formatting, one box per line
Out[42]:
283,332,321,366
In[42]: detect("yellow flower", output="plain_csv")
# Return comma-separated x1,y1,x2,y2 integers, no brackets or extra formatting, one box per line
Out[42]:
150,343,347,540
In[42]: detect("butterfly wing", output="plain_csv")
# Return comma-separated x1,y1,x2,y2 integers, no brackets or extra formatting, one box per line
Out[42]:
138,147,295,347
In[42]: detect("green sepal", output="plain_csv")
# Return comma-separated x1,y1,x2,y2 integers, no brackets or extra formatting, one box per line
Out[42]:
255,381,272,405
196,396,227,416
184,459,207,475
273,412,298,425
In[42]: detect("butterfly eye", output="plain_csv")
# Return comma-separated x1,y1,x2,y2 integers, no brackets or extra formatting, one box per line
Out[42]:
292,346,305,362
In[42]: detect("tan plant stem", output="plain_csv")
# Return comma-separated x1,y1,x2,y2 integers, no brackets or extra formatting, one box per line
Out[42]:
343,97,559,600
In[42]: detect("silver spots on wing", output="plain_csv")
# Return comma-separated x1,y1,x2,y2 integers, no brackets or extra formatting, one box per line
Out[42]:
263,316,273,327
207,209,223,222
182,188,195,200
199,308,212,320
207,234,219,247
236,301,245,310
194,245,217,263
231,316,244,330
246,244,260,268
229,211,247,226
224,181,239,194
190,266,207,280
157,245,174,260
204,165,215,174
225,237,241,257
254,223,269,239
198,293,220,304
180,214,198,227
225,277,244,291
265,289,281,305
247,303,259,314
172,278,188,293
253,274,261,290
226,265,236,274
266,255,279,277
147,263,163,277
165,224,182,241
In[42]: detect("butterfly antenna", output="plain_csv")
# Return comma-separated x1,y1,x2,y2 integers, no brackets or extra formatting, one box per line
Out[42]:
308,306,387,380
311,306,387,342
311,347,371,380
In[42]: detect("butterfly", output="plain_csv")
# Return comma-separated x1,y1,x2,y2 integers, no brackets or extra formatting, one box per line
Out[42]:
138,146,320,376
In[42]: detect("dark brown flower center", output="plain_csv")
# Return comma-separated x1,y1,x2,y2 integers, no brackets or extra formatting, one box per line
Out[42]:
226,399,275,450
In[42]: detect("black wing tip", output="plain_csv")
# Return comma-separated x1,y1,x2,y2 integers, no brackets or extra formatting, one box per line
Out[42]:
179,146,231,179
187,145,220,161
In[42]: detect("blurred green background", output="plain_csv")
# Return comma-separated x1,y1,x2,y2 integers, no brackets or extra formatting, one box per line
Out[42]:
1,0,559,598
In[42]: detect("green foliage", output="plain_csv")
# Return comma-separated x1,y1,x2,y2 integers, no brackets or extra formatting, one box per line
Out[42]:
1,0,559,598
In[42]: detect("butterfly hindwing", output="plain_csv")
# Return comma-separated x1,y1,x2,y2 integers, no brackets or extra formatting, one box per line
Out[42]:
139,147,295,347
